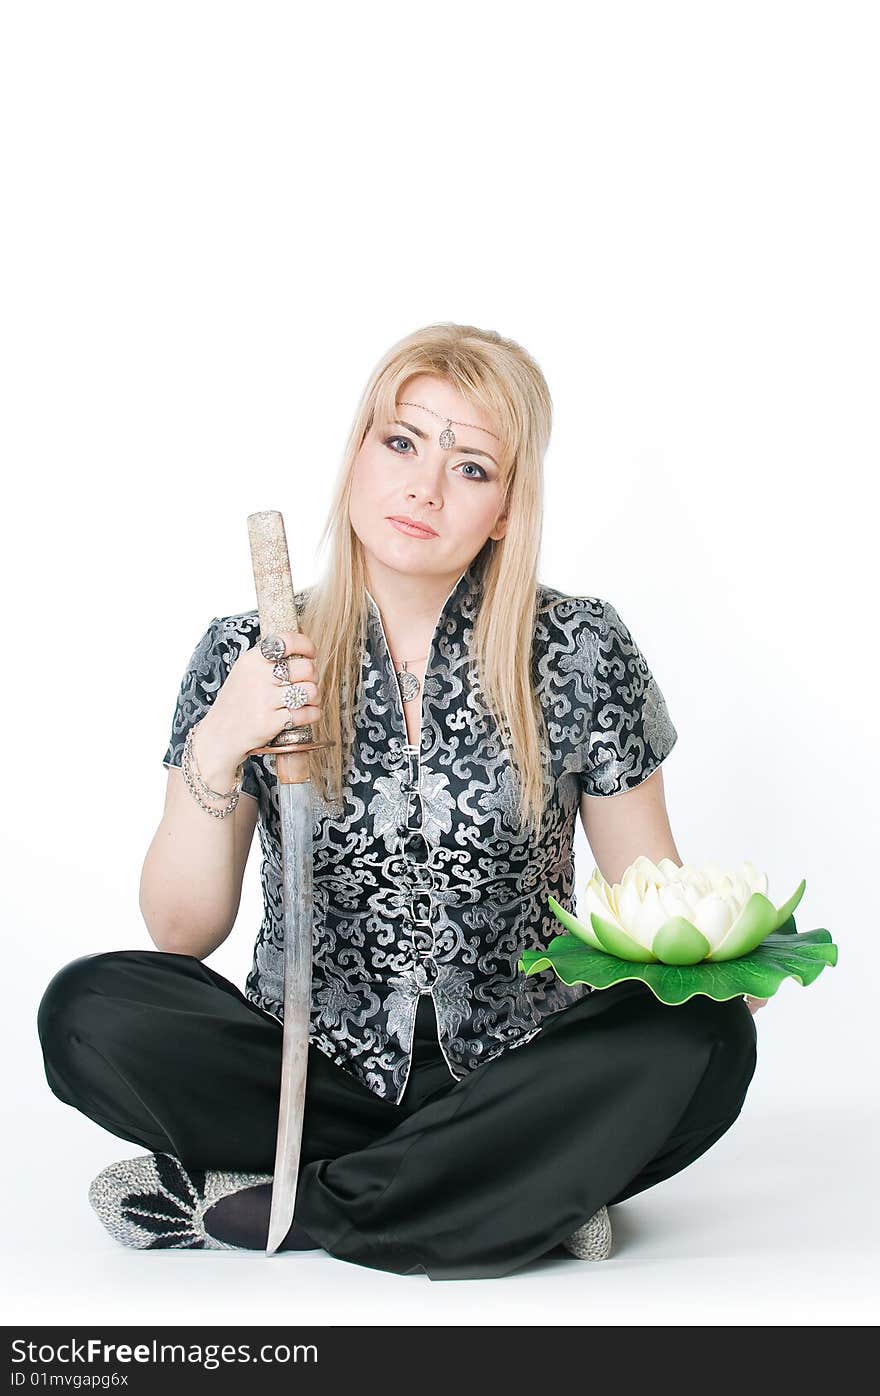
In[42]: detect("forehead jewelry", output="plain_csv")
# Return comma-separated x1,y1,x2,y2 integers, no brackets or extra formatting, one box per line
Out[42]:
398,401,501,452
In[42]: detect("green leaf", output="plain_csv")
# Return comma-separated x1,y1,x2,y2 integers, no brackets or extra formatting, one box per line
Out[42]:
518,927,838,1005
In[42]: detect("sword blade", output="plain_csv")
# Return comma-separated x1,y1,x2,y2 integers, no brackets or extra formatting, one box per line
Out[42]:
265,778,314,1255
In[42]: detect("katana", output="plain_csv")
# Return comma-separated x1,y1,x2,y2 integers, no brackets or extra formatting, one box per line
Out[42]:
245,510,334,1256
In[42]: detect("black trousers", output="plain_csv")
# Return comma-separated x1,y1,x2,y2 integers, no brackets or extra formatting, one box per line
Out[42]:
36,949,758,1281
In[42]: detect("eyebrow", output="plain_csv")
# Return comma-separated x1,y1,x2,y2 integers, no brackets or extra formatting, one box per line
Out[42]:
391,419,499,467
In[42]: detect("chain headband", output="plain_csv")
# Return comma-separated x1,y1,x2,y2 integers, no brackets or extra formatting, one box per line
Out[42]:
397,401,501,452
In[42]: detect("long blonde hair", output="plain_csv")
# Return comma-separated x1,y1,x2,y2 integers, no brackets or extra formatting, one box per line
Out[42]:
299,321,555,839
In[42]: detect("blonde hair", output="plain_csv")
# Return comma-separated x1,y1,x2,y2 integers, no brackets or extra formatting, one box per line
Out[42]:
300,321,555,838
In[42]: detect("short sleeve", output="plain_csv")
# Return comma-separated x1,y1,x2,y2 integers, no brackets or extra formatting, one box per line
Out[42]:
579,600,678,797
161,616,261,802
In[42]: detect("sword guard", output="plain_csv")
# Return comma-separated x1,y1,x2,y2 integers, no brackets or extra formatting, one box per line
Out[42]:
247,740,336,756
246,739,336,784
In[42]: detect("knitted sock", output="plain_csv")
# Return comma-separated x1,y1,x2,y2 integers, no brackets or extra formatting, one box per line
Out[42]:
561,1204,613,1260
203,1182,319,1251
88,1152,319,1252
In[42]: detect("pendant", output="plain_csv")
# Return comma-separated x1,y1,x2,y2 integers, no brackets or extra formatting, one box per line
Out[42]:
438,424,456,449
396,661,420,702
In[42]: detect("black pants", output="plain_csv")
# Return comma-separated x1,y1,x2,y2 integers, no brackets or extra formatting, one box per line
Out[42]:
36,949,758,1281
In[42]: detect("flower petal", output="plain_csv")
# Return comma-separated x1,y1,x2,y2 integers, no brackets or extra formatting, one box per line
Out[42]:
651,916,711,965
691,893,737,945
630,882,669,946
590,912,658,962
584,879,626,933
587,867,617,920
774,878,806,929
630,854,669,887
547,895,605,950
704,891,779,961
657,885,694,921
701,861,728,889
739,861,769,895
617,878,645,933
657,857,683,879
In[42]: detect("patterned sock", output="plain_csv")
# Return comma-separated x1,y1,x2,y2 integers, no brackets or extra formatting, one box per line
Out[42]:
88,1152,319,1252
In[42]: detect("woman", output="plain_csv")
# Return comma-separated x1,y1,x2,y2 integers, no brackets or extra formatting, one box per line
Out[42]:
36,322,759,1281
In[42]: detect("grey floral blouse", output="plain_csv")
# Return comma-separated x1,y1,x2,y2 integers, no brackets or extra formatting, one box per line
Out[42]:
161,562,678,1103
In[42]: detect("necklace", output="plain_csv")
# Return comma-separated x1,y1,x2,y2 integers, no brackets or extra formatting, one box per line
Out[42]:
393,655,429,703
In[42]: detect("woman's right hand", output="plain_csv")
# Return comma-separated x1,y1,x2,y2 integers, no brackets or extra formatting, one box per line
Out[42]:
197,629,324,769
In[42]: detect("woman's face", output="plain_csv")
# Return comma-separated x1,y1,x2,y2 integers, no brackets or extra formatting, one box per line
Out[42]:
349,373,509,584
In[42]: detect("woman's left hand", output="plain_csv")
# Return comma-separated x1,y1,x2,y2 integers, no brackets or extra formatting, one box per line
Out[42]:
744,995,768,1014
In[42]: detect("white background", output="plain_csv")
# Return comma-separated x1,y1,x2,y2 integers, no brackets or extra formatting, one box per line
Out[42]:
1,0,876,1326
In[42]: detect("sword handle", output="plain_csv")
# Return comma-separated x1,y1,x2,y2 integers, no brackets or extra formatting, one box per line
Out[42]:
246,509,334,783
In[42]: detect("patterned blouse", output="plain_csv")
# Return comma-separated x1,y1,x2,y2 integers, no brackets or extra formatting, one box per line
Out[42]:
161,562,678,1103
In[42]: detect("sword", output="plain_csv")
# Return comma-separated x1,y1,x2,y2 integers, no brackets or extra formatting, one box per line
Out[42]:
245,510,334,1256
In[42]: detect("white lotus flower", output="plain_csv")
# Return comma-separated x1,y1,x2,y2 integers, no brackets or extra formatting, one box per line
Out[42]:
561,855,804,965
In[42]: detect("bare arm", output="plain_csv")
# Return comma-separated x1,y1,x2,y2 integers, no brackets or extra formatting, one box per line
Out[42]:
139,714,260,959
579,765,681,886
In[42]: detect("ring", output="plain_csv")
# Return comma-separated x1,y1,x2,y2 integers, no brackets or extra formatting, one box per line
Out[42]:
282,682,309,711
260,634,287,662
272,659,290,681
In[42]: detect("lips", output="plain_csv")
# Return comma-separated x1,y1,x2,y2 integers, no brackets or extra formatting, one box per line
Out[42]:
387,516,438,538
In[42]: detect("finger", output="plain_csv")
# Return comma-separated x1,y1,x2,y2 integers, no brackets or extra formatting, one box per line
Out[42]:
275,677,320,702
279,629,316,658
279,705,322,725
280,709,322,731
270,651,320,688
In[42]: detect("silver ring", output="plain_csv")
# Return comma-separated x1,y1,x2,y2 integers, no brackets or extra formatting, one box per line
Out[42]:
260,634,287,662
272,659,290,681
282,682,310,711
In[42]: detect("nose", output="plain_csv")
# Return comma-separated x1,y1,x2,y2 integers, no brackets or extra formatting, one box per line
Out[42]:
404,456,445,506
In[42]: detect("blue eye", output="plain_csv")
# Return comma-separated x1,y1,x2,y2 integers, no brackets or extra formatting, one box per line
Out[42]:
384,436,488,481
